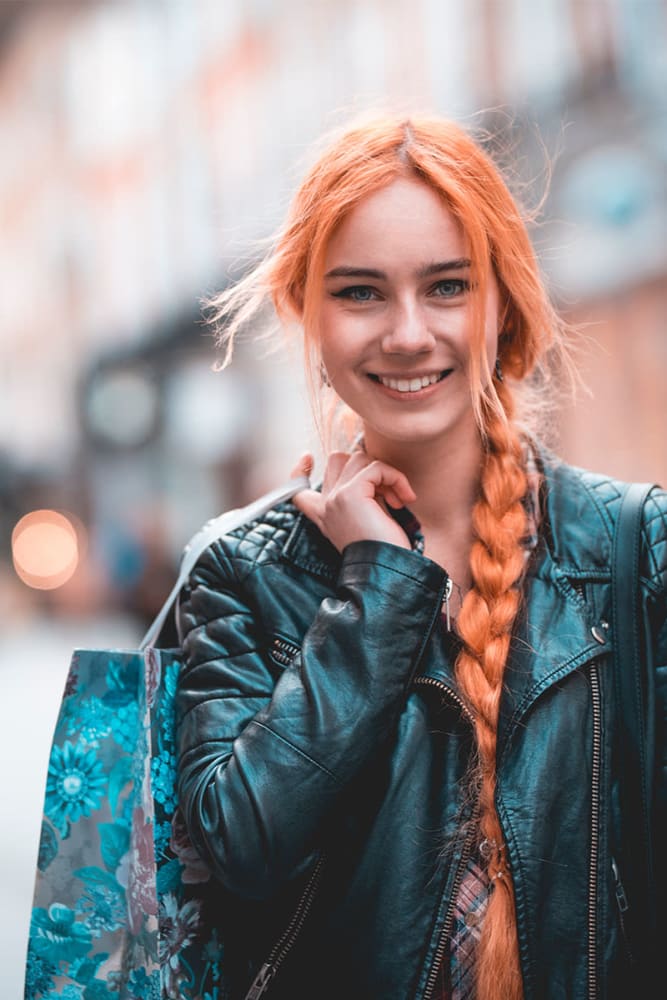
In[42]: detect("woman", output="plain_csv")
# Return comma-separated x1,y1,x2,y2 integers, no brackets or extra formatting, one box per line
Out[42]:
175,114,665,1000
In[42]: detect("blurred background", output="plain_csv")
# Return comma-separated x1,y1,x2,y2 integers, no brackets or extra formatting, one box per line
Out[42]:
1,0,666,996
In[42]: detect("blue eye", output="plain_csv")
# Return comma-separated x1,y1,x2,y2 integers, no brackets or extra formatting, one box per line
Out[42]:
432,279,469,297
332,286,378,302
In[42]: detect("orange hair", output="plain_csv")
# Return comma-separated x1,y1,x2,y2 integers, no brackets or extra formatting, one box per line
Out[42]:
207,112,576,1000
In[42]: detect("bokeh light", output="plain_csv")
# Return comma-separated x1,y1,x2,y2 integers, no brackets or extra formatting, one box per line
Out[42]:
11,510,83,590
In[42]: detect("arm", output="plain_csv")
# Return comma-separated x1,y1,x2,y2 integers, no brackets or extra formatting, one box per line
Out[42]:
176,533,447,901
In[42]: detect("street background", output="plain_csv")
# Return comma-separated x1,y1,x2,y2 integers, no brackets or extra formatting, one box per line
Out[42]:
1,1,666,997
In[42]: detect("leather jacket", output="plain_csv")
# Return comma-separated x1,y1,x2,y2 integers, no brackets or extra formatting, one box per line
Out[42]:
175,451,666,1000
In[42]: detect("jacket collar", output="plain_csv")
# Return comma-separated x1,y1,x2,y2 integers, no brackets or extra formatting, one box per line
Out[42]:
536,447,615,575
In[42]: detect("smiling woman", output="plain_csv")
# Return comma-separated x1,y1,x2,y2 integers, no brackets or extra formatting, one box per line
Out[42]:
173,112,665,1000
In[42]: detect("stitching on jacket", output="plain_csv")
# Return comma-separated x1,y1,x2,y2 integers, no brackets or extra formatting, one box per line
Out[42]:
342,558,441,591
250,720,343,784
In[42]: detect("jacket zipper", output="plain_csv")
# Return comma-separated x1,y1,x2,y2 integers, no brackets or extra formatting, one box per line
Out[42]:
270,636,301,667
412,675,473,722
587,663,603,1000
412,674,478,1000
243,852,326,1000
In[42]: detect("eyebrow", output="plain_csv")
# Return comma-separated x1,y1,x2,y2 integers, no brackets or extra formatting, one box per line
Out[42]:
324,259,471,280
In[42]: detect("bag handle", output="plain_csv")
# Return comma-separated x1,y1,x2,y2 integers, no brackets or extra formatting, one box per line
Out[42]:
611,480,655,940
139,474,310,650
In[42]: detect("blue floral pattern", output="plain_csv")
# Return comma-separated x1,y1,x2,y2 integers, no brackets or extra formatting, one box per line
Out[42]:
25,647,229,999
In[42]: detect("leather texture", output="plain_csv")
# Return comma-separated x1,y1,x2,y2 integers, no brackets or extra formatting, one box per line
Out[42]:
175,448,666,1000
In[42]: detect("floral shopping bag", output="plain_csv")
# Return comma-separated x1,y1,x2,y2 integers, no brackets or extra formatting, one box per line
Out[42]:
24,645,229,1000
23,476,309,1000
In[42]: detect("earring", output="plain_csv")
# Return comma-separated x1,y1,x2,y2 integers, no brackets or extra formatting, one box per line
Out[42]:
319,362,331,387
494,358,504,382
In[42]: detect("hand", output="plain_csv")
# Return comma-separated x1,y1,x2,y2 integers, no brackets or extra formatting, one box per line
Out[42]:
290,451,417,553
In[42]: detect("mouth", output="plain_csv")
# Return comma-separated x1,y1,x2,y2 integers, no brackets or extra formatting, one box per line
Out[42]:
367,370,452,393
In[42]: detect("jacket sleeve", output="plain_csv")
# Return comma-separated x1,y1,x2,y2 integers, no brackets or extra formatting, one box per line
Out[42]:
175,534,448,900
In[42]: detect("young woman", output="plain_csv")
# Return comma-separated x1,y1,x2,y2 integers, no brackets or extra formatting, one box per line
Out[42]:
175,114,665,1000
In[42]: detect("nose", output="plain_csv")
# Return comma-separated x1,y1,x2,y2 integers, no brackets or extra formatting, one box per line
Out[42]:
380,301,436,355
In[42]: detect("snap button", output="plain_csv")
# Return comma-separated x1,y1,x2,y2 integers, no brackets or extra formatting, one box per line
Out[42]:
591,625,607,644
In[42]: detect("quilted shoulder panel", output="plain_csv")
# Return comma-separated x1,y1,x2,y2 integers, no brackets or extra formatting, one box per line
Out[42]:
580,472,667,594
641,487,667,594
211,500,300,581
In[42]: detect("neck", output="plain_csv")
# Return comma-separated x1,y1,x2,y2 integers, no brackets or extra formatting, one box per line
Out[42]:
362,420,485,533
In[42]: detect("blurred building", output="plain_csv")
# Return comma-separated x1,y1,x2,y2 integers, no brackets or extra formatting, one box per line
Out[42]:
1,0,666,627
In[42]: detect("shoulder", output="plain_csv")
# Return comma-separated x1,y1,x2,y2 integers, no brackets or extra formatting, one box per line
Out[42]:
538,447,667,594
188,499,303,585
186,494,340,591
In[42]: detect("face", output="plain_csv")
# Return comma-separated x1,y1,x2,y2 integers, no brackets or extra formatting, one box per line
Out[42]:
318,176,500,454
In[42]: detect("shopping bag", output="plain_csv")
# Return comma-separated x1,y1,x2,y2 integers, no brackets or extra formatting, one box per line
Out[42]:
24,476,309,1000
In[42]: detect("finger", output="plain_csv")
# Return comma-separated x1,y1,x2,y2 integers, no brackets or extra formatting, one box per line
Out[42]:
355,461,417,505
332,449,373,487
382,487,404,508
291,487,325,531
322,451,351,494
290,452,314,480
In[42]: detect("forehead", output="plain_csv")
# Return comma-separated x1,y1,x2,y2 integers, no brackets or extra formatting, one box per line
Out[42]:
324,177,465,268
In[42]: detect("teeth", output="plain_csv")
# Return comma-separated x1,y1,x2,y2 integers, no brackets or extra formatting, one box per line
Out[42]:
377,372,442,392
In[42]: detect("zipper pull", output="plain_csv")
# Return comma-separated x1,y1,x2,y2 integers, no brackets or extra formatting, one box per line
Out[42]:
611,857,629,913
443,577,453,632
245,962,276,1000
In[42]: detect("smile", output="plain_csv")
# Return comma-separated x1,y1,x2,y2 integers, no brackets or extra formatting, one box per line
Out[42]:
368,371,450,393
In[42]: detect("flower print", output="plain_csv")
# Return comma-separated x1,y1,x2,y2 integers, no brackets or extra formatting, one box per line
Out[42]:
110,700,139,753
30,903,93,966
127,967,159,999
66,695,112,745
116,807,158,935
105,654,140,704
76,880,125,937
43,985,83,1000
45,740,107,836
169,808,211,885
162,659,179,701
150,748,177,814
62,980,114,1000
37,818,59,873
24,943,57,995
158,892,202,996
153,818,173,858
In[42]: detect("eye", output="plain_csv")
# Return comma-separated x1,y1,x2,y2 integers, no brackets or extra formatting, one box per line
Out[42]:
331,285,379,303
431,278,469,298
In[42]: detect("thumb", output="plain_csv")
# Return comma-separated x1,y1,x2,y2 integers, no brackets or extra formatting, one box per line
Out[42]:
290,452,314,480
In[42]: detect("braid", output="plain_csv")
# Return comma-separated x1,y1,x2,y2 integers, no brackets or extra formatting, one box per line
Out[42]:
455,381,528,1000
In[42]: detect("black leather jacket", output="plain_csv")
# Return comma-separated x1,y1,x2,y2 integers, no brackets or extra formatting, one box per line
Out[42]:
176,453,666,1000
